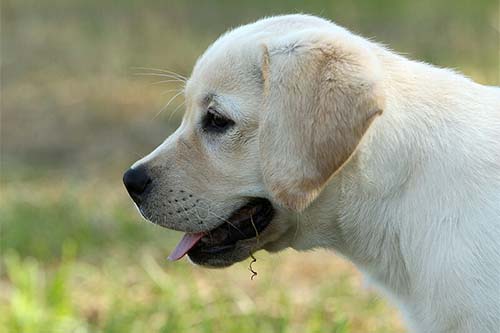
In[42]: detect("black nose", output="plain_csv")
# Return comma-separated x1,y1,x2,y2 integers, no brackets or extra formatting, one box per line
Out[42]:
123,166,151,203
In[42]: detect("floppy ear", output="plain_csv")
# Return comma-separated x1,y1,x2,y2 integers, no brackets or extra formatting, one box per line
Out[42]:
259,33,384,211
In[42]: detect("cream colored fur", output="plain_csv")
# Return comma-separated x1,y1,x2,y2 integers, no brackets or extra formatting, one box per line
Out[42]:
131,15,500,332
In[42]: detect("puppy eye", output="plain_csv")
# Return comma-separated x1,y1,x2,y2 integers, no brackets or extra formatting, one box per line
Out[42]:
202,108,234,133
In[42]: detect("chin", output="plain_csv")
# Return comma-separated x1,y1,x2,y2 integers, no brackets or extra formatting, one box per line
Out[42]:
187,240,257,268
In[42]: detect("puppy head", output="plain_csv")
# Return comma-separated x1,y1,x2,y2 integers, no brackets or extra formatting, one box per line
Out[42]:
124,15,384,267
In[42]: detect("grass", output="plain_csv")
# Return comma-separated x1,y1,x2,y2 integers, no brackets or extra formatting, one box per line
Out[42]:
0,178,404,333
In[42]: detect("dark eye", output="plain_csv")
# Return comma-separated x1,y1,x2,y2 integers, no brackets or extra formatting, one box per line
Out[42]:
202,108,234,133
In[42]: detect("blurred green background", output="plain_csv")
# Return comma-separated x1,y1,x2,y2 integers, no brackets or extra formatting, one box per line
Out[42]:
1,0,498,332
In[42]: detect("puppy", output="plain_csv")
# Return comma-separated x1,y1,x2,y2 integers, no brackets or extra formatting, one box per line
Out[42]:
124,14,500,332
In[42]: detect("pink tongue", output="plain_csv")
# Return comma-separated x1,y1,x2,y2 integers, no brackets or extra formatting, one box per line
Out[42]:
168,232,205,261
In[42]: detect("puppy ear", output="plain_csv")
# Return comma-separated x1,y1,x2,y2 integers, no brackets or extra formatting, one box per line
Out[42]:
259,33,384,211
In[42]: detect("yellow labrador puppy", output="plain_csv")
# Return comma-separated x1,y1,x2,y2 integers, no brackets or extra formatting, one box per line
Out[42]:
124,14,500,333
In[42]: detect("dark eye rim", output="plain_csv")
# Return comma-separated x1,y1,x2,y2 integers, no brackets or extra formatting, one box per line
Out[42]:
202,108,235,133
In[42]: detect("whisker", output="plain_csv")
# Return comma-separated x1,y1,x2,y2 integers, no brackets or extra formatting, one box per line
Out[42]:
198,202,228,242
168,101,186,122
195,198,246,237
161,88,184,95
132,66,188,80
133,72,186,82
192,204,214,242
151,79,186,86
179,203,197,229
205,210,246,237
153,90,184,120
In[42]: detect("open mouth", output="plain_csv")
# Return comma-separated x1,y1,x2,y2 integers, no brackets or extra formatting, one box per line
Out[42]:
168,198,274,261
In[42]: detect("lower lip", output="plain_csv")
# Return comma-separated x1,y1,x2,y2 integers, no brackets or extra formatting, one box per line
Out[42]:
194,243,235,254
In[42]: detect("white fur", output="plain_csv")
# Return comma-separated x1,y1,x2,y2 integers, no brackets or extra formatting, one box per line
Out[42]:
314,56,500,332
132,15,500,332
